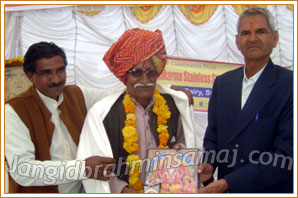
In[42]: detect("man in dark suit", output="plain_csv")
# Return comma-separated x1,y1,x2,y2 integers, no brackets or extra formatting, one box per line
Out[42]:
197,7,293,193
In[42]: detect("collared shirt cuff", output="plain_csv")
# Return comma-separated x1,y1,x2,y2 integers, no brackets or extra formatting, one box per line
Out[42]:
78,160,87,180
108,176,129,193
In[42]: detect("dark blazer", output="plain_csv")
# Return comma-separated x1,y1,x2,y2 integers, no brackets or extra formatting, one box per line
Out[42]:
203,59,293,193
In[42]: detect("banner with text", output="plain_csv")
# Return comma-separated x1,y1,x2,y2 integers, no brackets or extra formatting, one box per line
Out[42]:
158,57,242,112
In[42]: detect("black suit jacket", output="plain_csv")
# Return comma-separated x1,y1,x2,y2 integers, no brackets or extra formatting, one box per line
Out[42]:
203,59,293,193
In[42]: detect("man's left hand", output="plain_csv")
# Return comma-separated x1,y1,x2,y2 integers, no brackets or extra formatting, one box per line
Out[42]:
170,85,194,105
197,179,229,193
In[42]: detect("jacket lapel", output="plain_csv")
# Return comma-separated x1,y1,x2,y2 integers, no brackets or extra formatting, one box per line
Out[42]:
228,59,277,143
226,69,243,124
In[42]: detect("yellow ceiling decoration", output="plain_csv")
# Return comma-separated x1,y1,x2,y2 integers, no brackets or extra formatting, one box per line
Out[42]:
179,5,218,25
287,5,293,11
133,5,162,23
77,5,104,17
79,11,101,17
233,5,268,16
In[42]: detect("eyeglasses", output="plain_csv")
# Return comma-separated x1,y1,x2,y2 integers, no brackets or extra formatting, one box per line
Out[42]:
128,69,158,79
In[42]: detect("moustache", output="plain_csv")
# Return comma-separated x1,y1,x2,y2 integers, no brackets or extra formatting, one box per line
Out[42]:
134,83,155,89
48,81,65,88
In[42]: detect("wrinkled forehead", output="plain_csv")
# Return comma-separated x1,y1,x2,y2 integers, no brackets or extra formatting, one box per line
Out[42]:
35,56,65,71
240,14,270,30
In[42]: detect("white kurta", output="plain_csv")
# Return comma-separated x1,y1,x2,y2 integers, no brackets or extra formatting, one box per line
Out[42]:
5,85,117,193
76,83,201,193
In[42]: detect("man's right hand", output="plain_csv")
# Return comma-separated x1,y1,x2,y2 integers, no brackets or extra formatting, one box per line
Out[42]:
85,156,116,181
170,85,194,106
197,163,213,183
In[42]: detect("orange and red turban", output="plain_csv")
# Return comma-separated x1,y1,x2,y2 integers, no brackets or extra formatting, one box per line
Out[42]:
103,28,167,83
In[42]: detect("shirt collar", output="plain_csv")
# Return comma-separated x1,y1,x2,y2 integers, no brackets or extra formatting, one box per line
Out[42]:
243,63,267,83
131,96,155,111
36,88,64,108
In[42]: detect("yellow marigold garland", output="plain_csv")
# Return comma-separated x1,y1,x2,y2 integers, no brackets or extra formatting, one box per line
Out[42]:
153,88,171,148
122,88,171,192
5,57,24,65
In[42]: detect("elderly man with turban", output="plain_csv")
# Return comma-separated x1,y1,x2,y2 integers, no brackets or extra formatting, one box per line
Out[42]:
77,28,198,193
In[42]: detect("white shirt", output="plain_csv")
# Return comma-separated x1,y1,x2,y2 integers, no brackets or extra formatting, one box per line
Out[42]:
5,85,117,193
241,65,266,109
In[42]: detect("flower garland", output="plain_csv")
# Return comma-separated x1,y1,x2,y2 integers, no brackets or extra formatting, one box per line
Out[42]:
122,88,171,192
5,57,24,65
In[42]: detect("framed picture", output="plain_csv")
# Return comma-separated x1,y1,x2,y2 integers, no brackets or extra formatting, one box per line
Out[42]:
144,148,199,193
143,183,160,193
5,62,31,101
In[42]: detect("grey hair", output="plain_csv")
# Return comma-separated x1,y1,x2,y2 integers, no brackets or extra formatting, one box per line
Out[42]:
236,7,276,33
